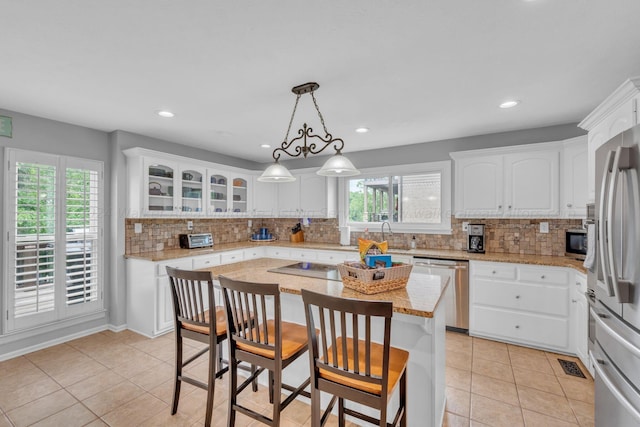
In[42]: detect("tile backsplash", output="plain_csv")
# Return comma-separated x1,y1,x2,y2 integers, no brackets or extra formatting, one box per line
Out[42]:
125,217,582,257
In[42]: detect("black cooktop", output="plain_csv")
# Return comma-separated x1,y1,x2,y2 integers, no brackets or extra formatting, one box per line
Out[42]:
268,262,341,281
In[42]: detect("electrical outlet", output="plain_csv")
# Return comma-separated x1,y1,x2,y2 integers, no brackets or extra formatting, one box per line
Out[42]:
248,220,252,228
462,222,469,232
134,223,142,234
540,222,549,233
187,220,193,231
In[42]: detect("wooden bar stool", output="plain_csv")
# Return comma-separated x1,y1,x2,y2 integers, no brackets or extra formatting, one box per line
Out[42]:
218,275,312,426
301,289,408,427
166,267,229,427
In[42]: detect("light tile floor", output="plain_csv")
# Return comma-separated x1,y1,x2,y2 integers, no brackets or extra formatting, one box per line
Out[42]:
0,329,593,426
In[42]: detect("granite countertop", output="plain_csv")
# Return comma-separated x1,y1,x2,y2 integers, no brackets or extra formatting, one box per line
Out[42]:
125,240,587,273
199,258,449,318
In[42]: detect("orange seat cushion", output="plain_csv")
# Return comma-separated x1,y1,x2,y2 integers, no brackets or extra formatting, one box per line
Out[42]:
318,337,408,396
181,306,227,337
236,320,310,361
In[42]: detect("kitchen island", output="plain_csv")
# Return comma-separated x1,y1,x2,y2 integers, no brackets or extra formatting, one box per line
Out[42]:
201,258,450,427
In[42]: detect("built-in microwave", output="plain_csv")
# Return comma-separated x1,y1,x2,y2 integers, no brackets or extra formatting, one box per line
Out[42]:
565,229,587,259
179,233,213,249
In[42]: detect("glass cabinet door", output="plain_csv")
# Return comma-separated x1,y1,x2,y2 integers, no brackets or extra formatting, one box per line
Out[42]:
232,177,248,213
209,174,229,214
147,163,176,213
180,169,204,214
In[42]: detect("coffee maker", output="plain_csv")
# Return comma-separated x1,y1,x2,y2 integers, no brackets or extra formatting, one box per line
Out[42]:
467,224,485,253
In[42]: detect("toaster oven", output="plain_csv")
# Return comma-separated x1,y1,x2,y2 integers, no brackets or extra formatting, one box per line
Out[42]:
179,233,213,249
565,229,587,259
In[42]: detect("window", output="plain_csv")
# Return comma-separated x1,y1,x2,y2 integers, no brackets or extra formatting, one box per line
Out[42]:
5,149,103,332
341,161,451,233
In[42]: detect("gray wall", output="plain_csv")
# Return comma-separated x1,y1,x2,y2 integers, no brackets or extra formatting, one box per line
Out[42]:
279,123,585,170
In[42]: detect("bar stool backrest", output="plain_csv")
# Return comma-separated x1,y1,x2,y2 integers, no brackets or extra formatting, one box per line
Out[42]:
166,267,216,333
301,289,393,398
218,276,282,357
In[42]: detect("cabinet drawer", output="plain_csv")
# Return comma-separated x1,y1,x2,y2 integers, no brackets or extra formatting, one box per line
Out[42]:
518,267,568,285
473,263,517,280
473,279,570,316
244,247,265,260
221,251,244,264
192,254,221,269
157,258,193,276
290,250,318,261
265,247,291,259
317,251,353,263
472,306,570,350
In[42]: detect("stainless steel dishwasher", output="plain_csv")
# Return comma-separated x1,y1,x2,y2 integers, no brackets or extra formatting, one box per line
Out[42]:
413,257,469,332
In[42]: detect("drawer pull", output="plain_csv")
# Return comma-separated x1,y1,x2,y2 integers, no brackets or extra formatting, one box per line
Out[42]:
572,299,578,303
541,275,546,279
515,325,520,329
515,295,520,299
492,270,497,274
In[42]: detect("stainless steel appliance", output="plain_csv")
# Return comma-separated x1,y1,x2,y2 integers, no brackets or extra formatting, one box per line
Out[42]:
590,124,640,426
467,224,485,253
413,257,469,332
178,233,213,249
565,229,587,259
268,262,341,281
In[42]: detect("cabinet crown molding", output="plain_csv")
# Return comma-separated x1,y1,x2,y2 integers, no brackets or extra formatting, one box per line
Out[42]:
449,140,562,160
578,76,640,131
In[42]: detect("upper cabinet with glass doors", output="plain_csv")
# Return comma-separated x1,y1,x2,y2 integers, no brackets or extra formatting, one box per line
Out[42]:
123,148,253,217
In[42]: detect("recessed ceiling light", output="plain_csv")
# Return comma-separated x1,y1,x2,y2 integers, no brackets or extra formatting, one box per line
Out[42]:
260,144,271,148
355,127,369,133
499,100,520,109
156,110,175,118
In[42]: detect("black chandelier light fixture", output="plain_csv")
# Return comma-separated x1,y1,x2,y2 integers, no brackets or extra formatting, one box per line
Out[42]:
258,82,360,182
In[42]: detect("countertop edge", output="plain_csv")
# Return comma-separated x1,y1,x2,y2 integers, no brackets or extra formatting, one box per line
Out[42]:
125,241,587,273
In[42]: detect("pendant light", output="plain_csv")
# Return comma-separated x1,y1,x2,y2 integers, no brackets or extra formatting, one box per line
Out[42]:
258,82,360,182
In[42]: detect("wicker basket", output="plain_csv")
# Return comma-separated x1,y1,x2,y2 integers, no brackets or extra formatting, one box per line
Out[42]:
337,263,413,294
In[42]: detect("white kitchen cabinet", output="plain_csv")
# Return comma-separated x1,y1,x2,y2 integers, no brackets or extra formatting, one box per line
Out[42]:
276,172,337,218
504,150,559,217
243,247,265,260
317,251,356,264
124,147,253,218
572,272,590,373
127,257,192,337
561,136,588,217
451,142,560,218
579,78,640,203
251,177,278,217
265,247,292,259
469,260,571,352
453,155,503,217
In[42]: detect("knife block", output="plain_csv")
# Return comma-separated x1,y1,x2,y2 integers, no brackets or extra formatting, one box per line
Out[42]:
290,230,304,243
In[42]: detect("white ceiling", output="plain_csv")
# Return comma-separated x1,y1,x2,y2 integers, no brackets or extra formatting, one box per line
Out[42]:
2,1,640,163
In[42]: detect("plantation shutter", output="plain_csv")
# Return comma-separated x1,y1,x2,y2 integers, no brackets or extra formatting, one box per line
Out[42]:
5,149,103,332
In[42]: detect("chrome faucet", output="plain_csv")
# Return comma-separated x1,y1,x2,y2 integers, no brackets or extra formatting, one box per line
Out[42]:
381,221,392,242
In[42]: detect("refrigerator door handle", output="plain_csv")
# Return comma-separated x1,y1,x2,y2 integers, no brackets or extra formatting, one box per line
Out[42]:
599,150,615,297
590,352,640,423
592,306,640,359
607,146,633,303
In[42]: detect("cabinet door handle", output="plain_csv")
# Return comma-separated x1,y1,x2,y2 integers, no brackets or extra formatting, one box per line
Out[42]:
515,325,520,329
492,270,497,274
508,205,512,209
572,299,578,303
567,203,573,208
515,295,520,299
498,205,502,209
541,275,546,279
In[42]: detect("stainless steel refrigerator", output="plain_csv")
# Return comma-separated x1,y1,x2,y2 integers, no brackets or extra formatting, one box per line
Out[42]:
589,123,640,426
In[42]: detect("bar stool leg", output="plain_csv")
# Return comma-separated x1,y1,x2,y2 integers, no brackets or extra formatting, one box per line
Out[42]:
310,387,321,427
272,371,282,426
338,398,345,427
400,371,407,427
204,341,216,427
268,371,274,403
172,332,183,415
227,359,238,427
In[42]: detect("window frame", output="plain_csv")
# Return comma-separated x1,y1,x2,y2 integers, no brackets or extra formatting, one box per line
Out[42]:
4,148,104,333
339,160,452,234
